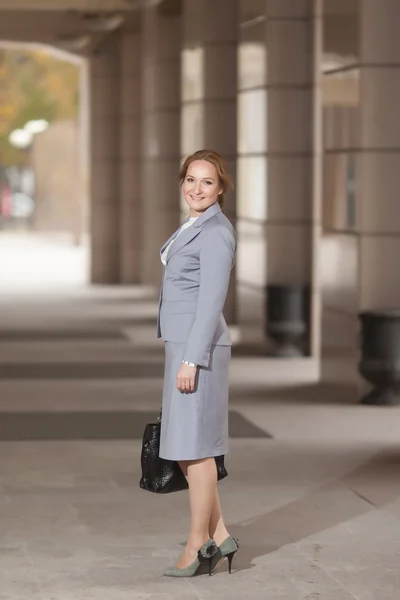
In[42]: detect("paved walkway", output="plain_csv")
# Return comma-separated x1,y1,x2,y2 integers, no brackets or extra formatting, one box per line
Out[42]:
1,285,400,600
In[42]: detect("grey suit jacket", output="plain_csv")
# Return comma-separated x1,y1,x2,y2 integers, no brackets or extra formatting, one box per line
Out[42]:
157,202,236,368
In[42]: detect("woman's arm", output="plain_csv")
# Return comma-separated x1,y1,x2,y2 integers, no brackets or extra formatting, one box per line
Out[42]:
183,225,236,368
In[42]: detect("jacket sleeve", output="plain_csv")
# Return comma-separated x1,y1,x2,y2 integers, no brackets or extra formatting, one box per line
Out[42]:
183,225,236,368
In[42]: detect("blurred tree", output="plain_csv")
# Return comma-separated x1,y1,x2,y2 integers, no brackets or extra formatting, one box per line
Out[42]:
0,48,80,166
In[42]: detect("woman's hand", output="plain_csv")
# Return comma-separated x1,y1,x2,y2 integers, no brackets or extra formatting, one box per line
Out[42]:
176,363,197,393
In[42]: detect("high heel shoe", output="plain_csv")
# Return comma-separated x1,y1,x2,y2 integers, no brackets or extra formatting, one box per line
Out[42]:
163,539,218,577
211,536,239,574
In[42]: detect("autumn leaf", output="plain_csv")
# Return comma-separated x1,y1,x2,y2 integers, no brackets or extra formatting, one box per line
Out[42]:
0,48,79,166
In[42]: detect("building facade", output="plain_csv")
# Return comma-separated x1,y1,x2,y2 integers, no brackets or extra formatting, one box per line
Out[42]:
1,0,399,387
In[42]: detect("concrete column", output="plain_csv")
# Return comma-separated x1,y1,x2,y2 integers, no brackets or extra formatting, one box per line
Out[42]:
266,0,323,355
141,5,182,286
89,35,121,284
182,0,238,324
120,32,141,283
358,0,400,310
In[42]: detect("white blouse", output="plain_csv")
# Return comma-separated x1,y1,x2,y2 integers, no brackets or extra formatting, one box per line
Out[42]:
161,217,198,266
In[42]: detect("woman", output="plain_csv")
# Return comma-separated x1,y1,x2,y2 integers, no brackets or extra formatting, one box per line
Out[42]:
157,149,239,577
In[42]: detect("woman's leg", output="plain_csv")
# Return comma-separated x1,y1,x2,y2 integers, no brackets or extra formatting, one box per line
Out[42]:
180,460,230,545
176,457,217,568
208,487,230,546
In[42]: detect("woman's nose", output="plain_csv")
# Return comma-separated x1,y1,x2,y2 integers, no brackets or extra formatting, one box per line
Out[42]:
194,182,202,194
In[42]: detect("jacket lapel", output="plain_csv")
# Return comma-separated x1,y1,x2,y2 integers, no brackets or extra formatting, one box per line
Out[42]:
193,201,222,228
159,218,189,258
166,223,201,262
166,202,222,262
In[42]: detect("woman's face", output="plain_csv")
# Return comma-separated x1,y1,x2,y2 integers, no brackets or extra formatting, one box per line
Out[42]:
183,160,222,216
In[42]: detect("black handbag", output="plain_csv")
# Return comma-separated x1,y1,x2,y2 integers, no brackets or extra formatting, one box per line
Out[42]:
139,411,228,493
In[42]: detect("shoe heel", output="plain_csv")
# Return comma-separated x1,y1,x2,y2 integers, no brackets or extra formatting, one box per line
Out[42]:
226,551,236,574
208,557,213,576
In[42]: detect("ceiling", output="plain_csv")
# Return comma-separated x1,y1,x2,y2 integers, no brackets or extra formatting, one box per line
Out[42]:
0,0,141,9
0,0,359,13
0,8,143,55
0,0,359,58
0,0,167,55
240,0,358,23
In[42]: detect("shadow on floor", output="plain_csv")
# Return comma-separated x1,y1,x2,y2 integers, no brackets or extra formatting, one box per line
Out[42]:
232,342,270,357
81,294,158,305
0,329,126,341
0,409,272,441
226,448,400,574
0,362,165,380
230,382,359,405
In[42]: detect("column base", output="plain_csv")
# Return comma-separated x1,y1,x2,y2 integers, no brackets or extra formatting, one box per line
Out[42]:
268,342,305,359
361,387,400,406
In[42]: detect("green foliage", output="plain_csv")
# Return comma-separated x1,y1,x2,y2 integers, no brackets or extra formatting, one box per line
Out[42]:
0,48,80,166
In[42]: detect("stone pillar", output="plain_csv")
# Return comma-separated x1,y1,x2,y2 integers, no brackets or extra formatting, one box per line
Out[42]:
141,5,182,286
266,0,323,356
358,0,400,310
120,32,141,284
181,0,238,324
89,36,121,284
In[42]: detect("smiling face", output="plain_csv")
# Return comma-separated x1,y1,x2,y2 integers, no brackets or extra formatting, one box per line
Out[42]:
182,160,222,217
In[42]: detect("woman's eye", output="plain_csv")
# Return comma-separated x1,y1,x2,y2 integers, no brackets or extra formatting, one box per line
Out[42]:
187,178,194,182
205,181,212,185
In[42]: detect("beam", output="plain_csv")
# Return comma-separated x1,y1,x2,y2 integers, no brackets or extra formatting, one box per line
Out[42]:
0,0,161,10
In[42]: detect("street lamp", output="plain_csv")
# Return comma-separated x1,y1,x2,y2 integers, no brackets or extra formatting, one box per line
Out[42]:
24,119,49,135
8,119,49,150
8,128,33,149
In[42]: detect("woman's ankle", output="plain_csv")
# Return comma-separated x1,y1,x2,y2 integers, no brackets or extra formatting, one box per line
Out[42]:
210,527,230,546
187,535,211,551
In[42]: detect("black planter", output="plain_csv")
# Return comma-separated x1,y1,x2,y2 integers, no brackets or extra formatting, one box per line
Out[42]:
358,310,400,405
266,285,310,358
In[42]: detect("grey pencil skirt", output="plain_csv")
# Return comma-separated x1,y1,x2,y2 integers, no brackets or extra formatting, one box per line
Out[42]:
159,341,230,461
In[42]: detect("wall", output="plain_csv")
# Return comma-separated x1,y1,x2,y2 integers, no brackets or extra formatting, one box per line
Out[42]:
32,119,85,243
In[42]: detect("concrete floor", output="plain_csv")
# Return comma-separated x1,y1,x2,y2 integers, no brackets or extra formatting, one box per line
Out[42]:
1,284,400,600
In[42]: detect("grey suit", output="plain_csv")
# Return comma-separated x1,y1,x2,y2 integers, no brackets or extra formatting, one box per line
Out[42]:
157,202,236,461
